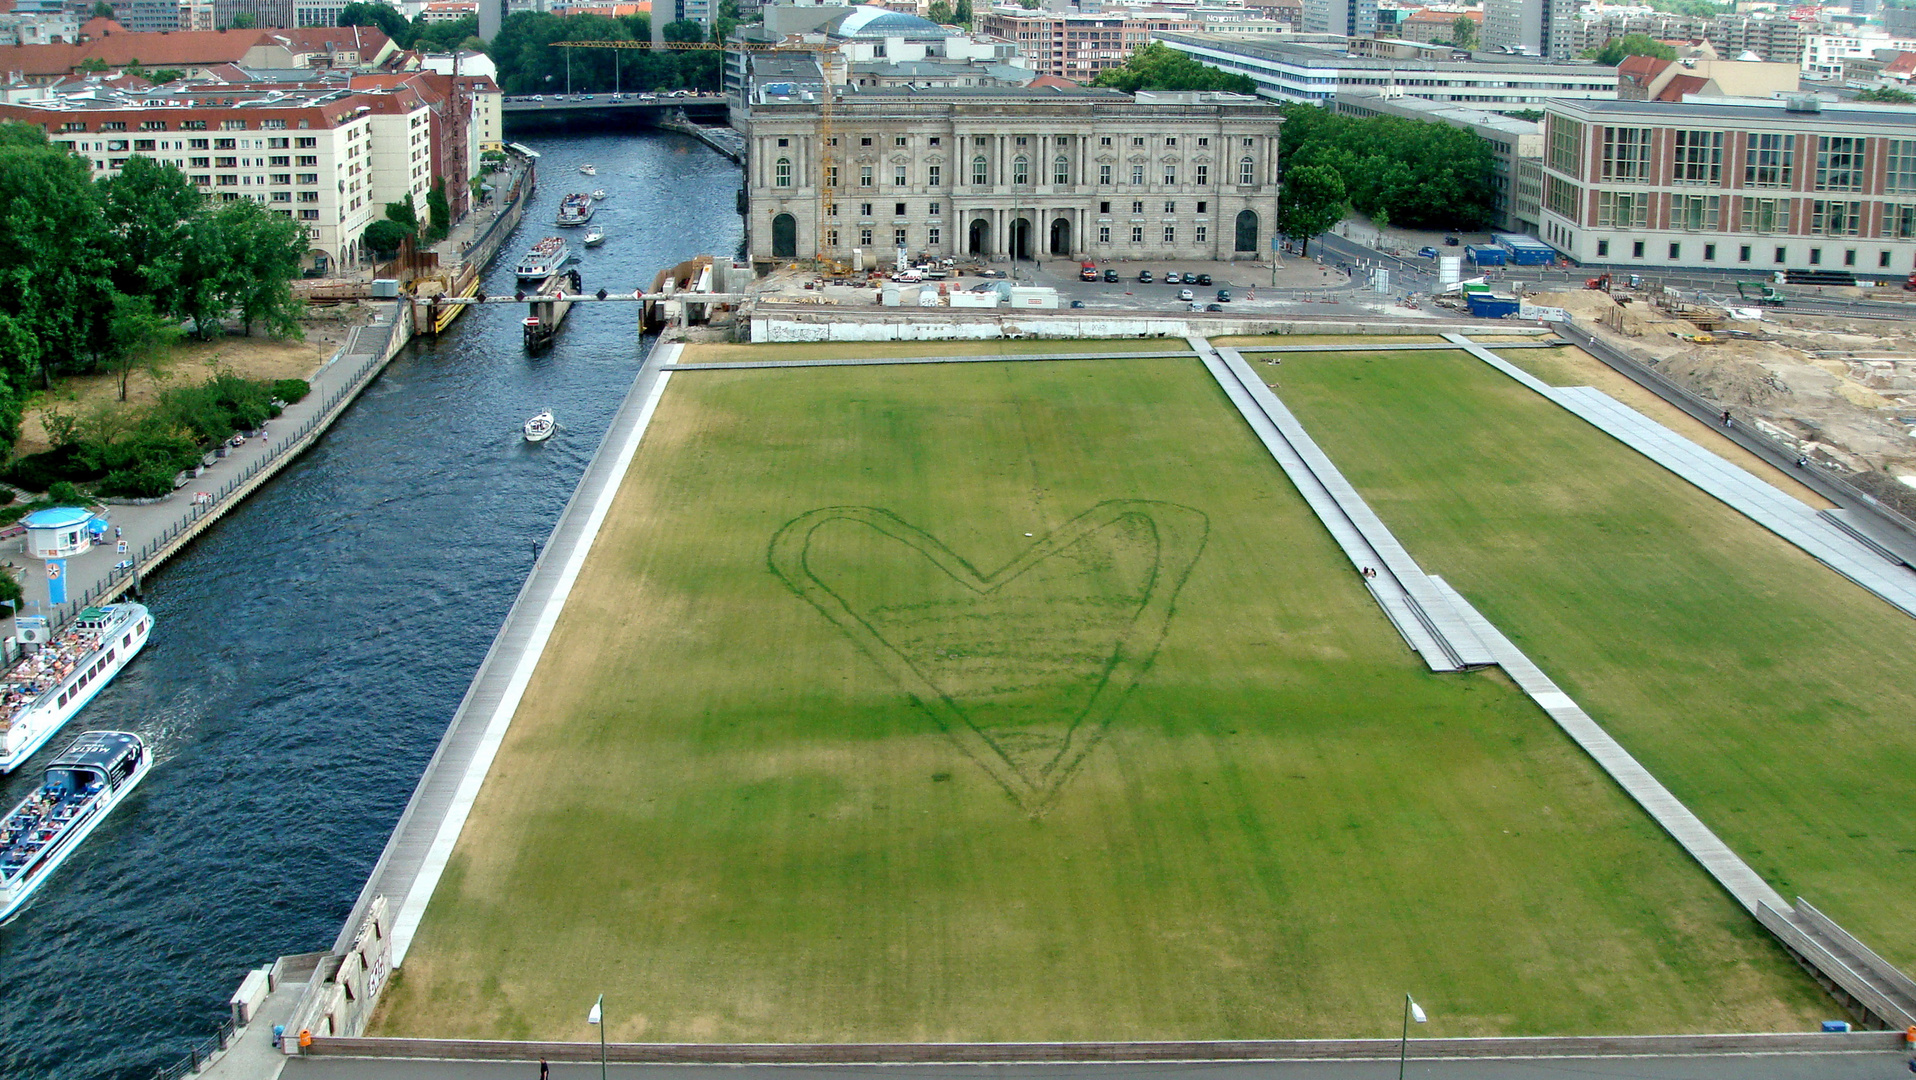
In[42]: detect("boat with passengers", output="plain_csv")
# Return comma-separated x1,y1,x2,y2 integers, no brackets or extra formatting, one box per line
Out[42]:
514,237,570,283
0,603,151,774
0,730,150,922
556,193,596,227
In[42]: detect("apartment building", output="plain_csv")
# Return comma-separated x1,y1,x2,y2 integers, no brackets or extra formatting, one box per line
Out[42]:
976,8,1198,80
741,86,1285,263
1301,0,1376,37
1160,34,1617,106
1567,11,1805,65
1336,88,1542,232
1536,97,1916,274
1396,7,1478,45
1483,0,1581,58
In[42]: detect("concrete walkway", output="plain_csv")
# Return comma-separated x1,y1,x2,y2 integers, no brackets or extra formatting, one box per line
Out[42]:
1444,333,1916,621
338,340,680,964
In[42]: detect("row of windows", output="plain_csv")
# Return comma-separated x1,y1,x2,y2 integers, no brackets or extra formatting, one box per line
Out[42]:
819,199,1216,219
1582,190,1916,237
1571,124,1916,194
1593,237,1904,268
60,117,304,133
779,156,1257,188
817,224,1214,248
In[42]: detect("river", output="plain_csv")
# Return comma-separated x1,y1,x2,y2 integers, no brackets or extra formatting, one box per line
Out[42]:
0,132,743,1080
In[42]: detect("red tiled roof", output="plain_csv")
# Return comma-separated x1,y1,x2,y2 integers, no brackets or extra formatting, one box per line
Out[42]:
1404,8,1478,22
2,30,270,77
1617,53,1669,78
1656,73,1709,100
1029,74,1078,88
262,26,391,55
1884,51,1916,76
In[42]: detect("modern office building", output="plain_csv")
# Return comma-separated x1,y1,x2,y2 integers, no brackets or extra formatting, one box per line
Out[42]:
1158,33,1617,106
976,8,1200,81
1336,88,1543,232
1536,97,1916,273
740,86,1285,264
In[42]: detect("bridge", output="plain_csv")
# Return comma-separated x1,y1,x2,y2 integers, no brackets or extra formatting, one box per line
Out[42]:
500,95,730,131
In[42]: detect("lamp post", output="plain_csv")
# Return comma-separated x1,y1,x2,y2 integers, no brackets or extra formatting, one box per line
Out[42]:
1398,994,1427,1080
587,994,606,1080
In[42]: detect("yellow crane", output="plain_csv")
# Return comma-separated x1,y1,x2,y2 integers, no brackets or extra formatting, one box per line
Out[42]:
549,38,846,266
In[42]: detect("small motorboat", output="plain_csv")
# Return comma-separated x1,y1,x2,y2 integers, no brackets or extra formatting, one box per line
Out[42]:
579,164,597,175
524,409,555,442
590,189,608,200
583,226,605,247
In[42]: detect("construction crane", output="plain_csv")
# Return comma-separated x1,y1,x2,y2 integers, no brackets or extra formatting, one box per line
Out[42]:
549,38,846,266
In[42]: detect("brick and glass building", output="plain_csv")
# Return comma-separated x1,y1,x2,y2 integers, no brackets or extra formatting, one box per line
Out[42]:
742,86,1284,264
1537,97,1916,274
975,9,1199,81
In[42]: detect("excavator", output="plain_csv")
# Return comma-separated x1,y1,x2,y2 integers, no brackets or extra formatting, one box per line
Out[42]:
1585,272,1610,291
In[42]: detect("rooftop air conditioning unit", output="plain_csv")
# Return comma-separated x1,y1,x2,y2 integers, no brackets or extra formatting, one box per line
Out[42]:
1785,93,1821,112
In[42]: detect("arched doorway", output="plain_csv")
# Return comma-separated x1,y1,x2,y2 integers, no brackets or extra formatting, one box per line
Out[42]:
1009,216,1032,260
771,213,797,258
1234,209,1259,253
1049,217,1071,256
968,217,991,255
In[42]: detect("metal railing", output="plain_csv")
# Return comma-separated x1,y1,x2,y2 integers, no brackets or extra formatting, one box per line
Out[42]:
149,1014,238,1080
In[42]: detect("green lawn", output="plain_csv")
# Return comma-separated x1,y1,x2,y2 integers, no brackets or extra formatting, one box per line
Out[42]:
681,339,1197,364
374,357,1826,1043
1272,348,1916,971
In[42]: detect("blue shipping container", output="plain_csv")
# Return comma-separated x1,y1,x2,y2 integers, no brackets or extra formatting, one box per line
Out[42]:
1464,245,1506,266
1505,246,1555,265
1465,293,1521,318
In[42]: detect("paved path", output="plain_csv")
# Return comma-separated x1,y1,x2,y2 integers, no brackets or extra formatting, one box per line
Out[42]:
338,340,679,963
1446,333,1916,621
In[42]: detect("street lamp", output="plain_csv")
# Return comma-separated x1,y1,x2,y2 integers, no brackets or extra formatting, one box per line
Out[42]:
587,994,606,1080
1398,994,1427,1080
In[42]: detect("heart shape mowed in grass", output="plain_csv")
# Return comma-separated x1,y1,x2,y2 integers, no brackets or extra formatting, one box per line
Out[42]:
768,500,1208,812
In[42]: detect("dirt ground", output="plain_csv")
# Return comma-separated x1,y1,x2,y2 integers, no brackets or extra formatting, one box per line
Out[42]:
1531,290,1916,482
13,307,362,457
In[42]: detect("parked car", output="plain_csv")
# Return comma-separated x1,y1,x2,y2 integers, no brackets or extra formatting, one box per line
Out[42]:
1178,288,1194,301
1205,303,1225,312
1164,271,1182,284
1444,235,1461,246
1138,270,1154,283
1418,246,1439,258
1103,268,1119,282
978,268,1006,278
1195,273,1213,286
1069,300,1087,308
1216,289,1232,302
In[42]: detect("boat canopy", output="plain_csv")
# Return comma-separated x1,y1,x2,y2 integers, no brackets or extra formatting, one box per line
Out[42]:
45,731,142,794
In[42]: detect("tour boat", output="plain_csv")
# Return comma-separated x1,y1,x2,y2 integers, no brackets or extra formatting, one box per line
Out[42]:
514,237,570,282
556,193,596,227
590,189,608,201
579,164,597,175
0,603,152,774
524,409,555,442
583,225,605,247
0,730,150,922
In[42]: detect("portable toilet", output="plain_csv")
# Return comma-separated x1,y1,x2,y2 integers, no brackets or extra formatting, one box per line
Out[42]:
24,507,94,559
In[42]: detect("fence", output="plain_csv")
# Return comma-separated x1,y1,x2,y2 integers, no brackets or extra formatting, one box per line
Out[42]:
1554,317,1916,539
149,1014,238,1080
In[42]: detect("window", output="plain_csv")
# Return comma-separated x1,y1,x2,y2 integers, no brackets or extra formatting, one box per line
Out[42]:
1740,197,1789,234
1165,137,1176,147
1163,225,1176,243
1775,246,1787,263
299,209,319,220
1239,157,1254,185
928,164,941,187
1745,133,1794,188
191,157,210,169
1195,163,1208,186
297,156,317,167
1099,164,1112,185
1815,136,1863,192
1133,137,1145,147
1195,224,1207,244
271,173,290,185
1055,156,1070,184
1883,251,1894,267
1244,138,1254,147
859,166,873,188
860,137,872,147
894,228,907,247
1671,130,1722,185
1845,248,1857,266
1016,136,1028,146
1632,240,1645,258
1706,243,1719,260
975,137,987,146
893,165,907,186
1100,200,1111,213
297,173,317,184
826,227,840,247
189,138,209,150
827,203,839,217
929,137,940,146
894,202,907,216
269,155,288,166
895,136,907,147
1889,140,1916,194
1668,242,1681,259
297,191,318,202
777,137,789,147
1131,164,1144,185
1597,239,1610,257
1163,165,1176,185
1891,204,1916,239
1163,201,1176,213
1810,247,1822,264
1100,136,1112,146
860,227,873,245
268,137,288,149
1596,191,1648,228
1198,138,1209,148
271,191,291,203
929,202,942,217
296,137,315,149
1549,116,1583,176
1013,156,1029,185
1671,194,1719,231
1544,175,1578,220
1600,127,1652,183
1131,225,1143,242
860,203,873,217
134,139,154,152
775,158,792,187
973,156,988,185
1811,200,1863,235
1131,200,1144,214
214,138,236,150
826,165,839,188
1099,225,1111,243
1739,245,1751,262
928,226,940,246
216,175,237,186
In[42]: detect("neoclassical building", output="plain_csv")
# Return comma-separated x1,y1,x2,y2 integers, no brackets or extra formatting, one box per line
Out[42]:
742,86,1285,266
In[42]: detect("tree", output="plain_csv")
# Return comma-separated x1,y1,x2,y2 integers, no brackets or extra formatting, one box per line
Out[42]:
363,219,410,258
79,57,109,73
339,0,411,44
217,200,306,337
426,179,450,241
385,197,419,235
928,0,954,22
953,0,972,25
91,0,114,17
1277,164,1348,258
1276,102,1495,230
149,69,185,84
1091,42,1258,94
100,156,204,312
1584,33,1677,65
228,11,256,28
103,292,176,402
1451,14,1478,51
1857,86,1916,103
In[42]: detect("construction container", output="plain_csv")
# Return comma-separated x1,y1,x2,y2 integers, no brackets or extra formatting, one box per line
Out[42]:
1465,292,1522,318
1464,245,1506,266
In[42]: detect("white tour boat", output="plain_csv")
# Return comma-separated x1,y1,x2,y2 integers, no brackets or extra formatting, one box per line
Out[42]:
579,164,597,175
556,193,596,227
0,603,152,774
514,237,570,282
590,189,608,201
524,409,555,442
0,730,150,922
583,225,605,247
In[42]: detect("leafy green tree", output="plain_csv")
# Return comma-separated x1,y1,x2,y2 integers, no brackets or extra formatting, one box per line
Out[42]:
426,179,451,240
1276,102,1495,230
228,11,256,28
91,1,114,17
103,292,176,402
217,199,307,338
100,156,203,312
363,218,410,258
1584,33,1677,65
1451,14,1477,50
79,57,108,73
149,68,185,83
953,0,971,24
1277,163,1348,257
1857,86,1916,103
411,14,479,51
0,122,115,391
928,0,954,22
1091,42,1258,94
339,0,411,44
385,196,420,235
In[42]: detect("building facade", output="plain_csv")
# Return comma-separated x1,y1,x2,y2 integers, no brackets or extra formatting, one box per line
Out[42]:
1537,97,1916,273
1159,34,1617,106
742,87,1284,264
1483,0,1581,58
975,9,1198,81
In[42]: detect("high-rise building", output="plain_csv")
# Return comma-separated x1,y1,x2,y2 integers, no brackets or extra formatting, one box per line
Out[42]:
1301,0,1376,38
1484,0,1583,58
975,8,1198,81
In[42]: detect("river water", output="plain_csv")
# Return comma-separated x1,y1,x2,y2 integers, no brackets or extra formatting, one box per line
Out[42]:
0,132,743,1080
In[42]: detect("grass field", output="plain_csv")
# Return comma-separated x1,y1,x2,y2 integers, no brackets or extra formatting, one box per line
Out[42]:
1272,347,1916,970
373,354,1827,1043
679,340,1198,364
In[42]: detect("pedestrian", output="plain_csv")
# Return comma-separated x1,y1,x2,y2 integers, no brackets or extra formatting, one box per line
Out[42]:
114,526,122,540
1721,410,1731,425
540,1060,551,1080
